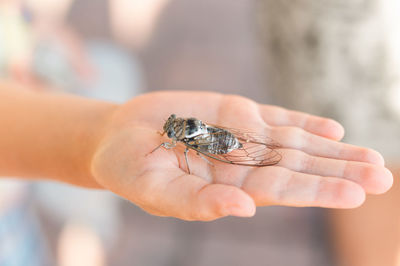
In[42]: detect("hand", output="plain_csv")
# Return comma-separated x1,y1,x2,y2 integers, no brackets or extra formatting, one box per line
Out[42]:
91,91,393,221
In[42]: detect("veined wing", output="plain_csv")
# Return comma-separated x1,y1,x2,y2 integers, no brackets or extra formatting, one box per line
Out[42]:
185,127,281,166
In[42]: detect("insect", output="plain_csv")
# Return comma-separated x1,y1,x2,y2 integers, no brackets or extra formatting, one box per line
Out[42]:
150,114,282,174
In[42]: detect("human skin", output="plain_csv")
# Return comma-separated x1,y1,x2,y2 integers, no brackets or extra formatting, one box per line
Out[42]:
329,166,400,266
0,82,393,221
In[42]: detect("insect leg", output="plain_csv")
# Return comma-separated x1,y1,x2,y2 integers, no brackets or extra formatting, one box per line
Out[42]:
148,140,176,155
184,148,191,174
157,130,166,136
196,152,214,166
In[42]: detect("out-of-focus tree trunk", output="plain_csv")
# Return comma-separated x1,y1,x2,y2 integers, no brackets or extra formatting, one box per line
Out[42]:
257,0,400,115
257,1,400,266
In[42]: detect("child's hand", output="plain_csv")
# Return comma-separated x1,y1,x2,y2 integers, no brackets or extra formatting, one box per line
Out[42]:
91,91,392,221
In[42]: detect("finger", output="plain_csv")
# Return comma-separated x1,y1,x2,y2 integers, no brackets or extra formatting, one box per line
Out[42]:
260,105,344,140
276,149,393,194
241,166,366,208
269,126,385,165
133,168,256,221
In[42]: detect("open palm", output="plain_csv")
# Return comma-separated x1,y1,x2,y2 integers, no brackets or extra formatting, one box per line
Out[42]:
91,91,392,221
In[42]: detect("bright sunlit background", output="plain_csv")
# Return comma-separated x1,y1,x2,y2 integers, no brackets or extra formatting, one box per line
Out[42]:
1,1,400,266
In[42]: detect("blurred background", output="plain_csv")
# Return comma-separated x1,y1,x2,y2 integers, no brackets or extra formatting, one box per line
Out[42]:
0,0,400,265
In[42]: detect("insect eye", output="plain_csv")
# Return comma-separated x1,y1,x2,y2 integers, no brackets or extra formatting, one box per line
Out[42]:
167,130,174,138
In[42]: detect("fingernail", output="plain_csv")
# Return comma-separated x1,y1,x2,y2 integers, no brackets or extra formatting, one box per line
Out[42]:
228,204,256,217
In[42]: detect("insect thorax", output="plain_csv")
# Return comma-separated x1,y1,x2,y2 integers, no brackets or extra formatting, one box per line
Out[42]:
164,116,208,140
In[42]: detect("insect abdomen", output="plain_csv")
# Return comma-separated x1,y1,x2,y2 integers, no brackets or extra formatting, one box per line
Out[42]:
204,128,242,154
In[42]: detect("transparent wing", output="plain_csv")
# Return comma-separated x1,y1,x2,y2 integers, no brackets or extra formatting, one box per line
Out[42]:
185,125,281,167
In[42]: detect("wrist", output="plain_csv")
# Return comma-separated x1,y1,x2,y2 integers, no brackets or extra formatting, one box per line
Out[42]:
81,101,119,188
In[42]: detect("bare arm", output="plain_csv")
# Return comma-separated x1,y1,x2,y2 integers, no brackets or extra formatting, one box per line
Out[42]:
0,82,393,220
0,82,116,187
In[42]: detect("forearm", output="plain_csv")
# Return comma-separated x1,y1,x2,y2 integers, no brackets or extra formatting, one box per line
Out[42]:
0,82,118,188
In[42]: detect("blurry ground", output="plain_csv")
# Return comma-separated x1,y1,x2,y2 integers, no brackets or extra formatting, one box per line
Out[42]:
48,0,332,265
110,204,329,266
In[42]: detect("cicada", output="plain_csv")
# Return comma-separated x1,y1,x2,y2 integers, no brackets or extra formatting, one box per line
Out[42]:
150,114,281,174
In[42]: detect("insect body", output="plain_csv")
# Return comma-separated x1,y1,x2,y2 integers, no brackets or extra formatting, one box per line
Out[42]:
150,114,281,174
